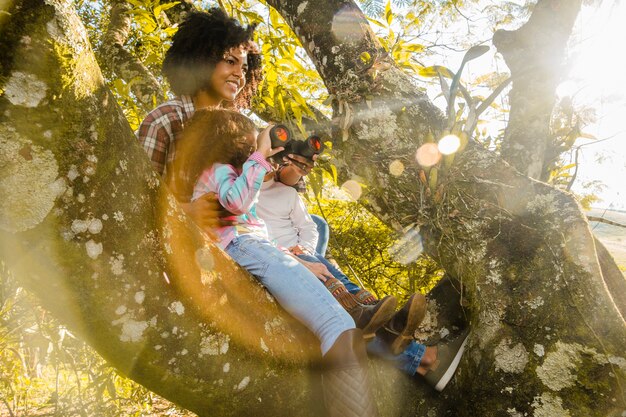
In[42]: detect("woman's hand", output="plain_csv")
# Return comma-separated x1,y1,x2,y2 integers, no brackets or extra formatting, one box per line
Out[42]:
257,124,283,159
180,192,236,236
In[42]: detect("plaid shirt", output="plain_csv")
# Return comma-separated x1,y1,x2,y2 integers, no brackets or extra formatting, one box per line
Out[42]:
137,95,307,194
136,95,195,177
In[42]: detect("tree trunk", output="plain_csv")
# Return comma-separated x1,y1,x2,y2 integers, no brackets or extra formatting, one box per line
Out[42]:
0,2,323,416
494,0,582,181
1,1,624,417
493,0,626,319
266,0,625,416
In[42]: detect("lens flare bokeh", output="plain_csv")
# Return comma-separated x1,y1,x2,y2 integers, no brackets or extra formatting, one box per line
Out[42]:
388,225,424,265
415,143,441,167
331,6,366,43
438,134,461,155
341,180,363,201
389,160,405,176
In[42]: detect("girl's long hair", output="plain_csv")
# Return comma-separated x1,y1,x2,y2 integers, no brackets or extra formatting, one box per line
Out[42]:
170,109,257,201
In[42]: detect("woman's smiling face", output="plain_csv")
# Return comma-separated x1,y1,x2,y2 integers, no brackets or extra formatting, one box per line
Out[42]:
206,46,249,103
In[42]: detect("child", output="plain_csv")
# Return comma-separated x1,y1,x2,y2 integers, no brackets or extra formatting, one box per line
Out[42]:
177,109,379,416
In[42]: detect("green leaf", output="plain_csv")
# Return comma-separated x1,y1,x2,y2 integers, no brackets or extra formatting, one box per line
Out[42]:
463,45,490,63
419,66,454,78
366,17,387,28
125,0,144,8
384,0,393,25
158,2,179,13
578,132,598,140
402,43,425,53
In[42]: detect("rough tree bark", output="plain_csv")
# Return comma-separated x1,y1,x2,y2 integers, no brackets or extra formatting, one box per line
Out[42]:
494,0,582,181
1,1,625,417
493,0,626,319
266,1,625,416
98,0,163,112
0,2,323,416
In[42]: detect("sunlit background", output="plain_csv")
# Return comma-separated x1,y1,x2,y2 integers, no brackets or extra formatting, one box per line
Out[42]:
426,0,626,211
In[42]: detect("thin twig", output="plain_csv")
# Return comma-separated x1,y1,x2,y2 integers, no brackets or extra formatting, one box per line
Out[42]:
587,216,626,229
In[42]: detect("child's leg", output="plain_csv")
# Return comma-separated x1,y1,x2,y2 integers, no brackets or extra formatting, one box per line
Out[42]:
367,337,426,376
310,214,329,256
313,253,362,294
225,234,355,355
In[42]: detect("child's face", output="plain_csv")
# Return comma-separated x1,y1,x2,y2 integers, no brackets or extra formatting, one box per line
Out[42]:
206,46,248,103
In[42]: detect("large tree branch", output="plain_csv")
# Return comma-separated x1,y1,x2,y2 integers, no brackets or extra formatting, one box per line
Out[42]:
0,2,322,416
494,0,582,181
98,0,162,112
161,0,196,25
267,1,626,415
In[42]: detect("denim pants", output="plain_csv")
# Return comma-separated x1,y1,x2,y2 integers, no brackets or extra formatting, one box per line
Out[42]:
367,338,425,376
225,234,355,355
310,214,329,257
296,253,425,375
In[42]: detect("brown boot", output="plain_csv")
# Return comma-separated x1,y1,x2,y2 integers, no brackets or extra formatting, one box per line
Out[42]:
355,289,378,305
324,278,397,340
322,329,379,417
349,295,397,341
376,293,427,355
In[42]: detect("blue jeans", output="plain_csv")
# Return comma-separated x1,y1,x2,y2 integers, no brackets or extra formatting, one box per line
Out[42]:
225,234,355,355
297,253,361,294
367,338,425,376
310,214,329,257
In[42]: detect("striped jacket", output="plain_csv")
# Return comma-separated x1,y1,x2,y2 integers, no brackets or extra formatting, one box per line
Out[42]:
192,151,272,249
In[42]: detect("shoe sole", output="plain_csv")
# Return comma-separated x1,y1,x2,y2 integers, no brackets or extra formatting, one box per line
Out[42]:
390,294,427,355
361,297,397,341
433,333,469,392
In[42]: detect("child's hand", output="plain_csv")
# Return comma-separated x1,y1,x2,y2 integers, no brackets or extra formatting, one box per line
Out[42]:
257,124,284,159
288,245,309,256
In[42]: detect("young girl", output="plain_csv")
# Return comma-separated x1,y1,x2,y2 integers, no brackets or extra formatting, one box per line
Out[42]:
176,109,378,417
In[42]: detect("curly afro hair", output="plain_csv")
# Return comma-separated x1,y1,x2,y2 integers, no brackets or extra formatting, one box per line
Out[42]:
170,109,258,200
162,8,263,109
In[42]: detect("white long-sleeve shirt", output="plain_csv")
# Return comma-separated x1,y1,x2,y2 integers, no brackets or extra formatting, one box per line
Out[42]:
256,179,318,254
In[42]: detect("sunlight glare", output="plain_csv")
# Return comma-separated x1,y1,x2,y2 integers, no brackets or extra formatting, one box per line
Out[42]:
415,143,441,167
195,247,214,271
331,6,366,43
388,224,424,265
389,160,405,176
341,180,363,200
438,134,461,155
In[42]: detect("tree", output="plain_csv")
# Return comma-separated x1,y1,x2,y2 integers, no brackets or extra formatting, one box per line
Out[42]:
0,1,624,417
